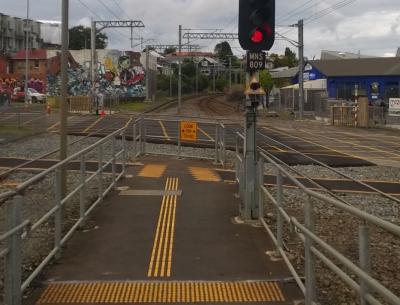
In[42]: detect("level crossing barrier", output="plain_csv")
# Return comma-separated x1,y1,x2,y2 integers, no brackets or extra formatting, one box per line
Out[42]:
131,117,227,166
235,132,400,305
0,126,128,305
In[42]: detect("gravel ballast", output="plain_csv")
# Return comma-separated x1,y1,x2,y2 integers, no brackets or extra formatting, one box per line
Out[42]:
0,125,399,305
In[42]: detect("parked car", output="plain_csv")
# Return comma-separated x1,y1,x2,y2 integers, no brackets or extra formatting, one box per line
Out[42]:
12,88,47,103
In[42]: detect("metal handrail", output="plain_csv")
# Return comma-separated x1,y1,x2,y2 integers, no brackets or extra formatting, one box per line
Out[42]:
257,130,400,205
234,132,400,305
0,125,128,305
0,126,127,201
259,151,400,237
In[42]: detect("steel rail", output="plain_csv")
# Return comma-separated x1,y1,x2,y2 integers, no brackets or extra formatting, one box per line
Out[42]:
257,145,356,207
257,130,400,204
0,126,126,201
259,151,400,237
0,127,110,181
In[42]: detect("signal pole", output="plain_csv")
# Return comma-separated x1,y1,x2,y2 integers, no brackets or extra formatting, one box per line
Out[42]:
91,18,96,90
229,57,232,93
298,19,304,120
146,45,150,101
60,0,69,199
24,0,30,105
178,25,182,114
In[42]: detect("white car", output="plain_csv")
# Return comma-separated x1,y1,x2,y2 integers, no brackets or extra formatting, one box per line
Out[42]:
28,88,47,103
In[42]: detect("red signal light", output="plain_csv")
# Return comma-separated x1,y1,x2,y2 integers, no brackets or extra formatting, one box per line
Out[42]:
250,29,263,43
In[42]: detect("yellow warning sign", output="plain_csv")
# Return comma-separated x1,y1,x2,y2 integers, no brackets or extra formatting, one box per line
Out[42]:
180,121,198,141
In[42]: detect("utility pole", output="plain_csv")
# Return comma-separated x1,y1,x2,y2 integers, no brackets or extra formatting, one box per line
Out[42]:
213,63,216,92
60,0,69,199
298,19,304,120
178,25,182,113
91,18,96,90
169,64,173,97
24,0,30,104
229,57,232,93
195,60,199,94
146,45,150,101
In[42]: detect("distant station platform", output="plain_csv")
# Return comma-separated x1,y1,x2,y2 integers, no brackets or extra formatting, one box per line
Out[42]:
31,156,302,305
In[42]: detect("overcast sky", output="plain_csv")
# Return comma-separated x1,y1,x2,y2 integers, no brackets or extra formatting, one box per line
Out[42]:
1,0,399,58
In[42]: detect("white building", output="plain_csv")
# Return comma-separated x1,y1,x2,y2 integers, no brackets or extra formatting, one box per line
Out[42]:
38,20,61,48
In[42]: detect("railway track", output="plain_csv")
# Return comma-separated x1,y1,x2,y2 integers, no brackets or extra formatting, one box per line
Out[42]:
253,129,400,207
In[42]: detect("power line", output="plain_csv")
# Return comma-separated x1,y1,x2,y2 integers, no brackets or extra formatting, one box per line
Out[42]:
96,0,121,20
111,0,130,19
277,0,316,23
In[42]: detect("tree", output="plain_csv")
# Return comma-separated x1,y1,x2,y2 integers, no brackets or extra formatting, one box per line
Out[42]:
259,70,274,92
214,41,233,64
164,47,176,55
69,26,108,50
269,47,298,68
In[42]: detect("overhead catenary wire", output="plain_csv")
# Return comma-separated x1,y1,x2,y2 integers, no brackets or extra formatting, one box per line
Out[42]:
73,0,131,41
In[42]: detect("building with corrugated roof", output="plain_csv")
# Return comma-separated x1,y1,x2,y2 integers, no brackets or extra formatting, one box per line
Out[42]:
305,57,400,102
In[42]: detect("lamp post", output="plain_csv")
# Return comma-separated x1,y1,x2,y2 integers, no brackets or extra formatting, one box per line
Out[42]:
24,0,30,104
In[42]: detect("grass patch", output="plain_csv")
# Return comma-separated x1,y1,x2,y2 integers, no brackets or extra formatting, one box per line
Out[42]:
0,125,34,136
119,102,154,112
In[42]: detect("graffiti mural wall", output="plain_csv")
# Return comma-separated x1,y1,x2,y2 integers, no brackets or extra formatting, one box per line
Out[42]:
48,50,154,98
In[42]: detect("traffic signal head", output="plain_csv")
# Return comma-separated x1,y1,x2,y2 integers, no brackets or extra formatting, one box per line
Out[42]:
239,0,275,51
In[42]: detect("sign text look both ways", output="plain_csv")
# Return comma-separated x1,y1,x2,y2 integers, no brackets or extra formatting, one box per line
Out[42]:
247,51,266,72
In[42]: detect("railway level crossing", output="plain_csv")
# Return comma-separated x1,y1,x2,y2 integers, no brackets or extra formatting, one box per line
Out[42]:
32,158,302,305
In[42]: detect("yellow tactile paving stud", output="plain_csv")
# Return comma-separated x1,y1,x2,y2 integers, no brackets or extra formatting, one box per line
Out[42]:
148,178,179,278
37,281,286,304
138,164,167,178
188,167,221,182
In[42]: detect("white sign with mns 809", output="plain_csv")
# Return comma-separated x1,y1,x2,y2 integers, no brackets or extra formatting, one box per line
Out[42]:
246,51,266,71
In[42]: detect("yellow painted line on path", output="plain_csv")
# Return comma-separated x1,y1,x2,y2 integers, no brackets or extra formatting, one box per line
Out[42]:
83,116,104,133
46,121,60,131
21,115,47,127
124,117,133,129
37,281,285,303
263,127,365,161
158,120,171,140
138,164,167,178
300,128,400,158
198,126,214,141
147,177,179,278
189,167,221,182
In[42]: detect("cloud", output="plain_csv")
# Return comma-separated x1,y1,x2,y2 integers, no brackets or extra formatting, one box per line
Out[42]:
0,0,399,58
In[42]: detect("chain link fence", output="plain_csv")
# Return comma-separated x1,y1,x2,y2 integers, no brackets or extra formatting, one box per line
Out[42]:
275,88,400,128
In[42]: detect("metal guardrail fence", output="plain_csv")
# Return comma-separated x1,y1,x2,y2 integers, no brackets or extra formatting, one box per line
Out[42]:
0,126,128,305
0,116,227,305
235,132,400,305
131,117,227,166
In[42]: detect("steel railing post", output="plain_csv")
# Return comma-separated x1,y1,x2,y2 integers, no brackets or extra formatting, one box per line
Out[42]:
122,132,126,175
98,144,104,201
235,137,239,182
359,224,371,305
54,169,62,259
143,121,147,154
214,124,219,164
5,195,23,305
79,154,86,228
138,119,143,155
222,126,226,166
133,121,137,159
112,136,116,183
178,120,182,157
277,171,284,251
305,195,317,305
257,158,264,220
